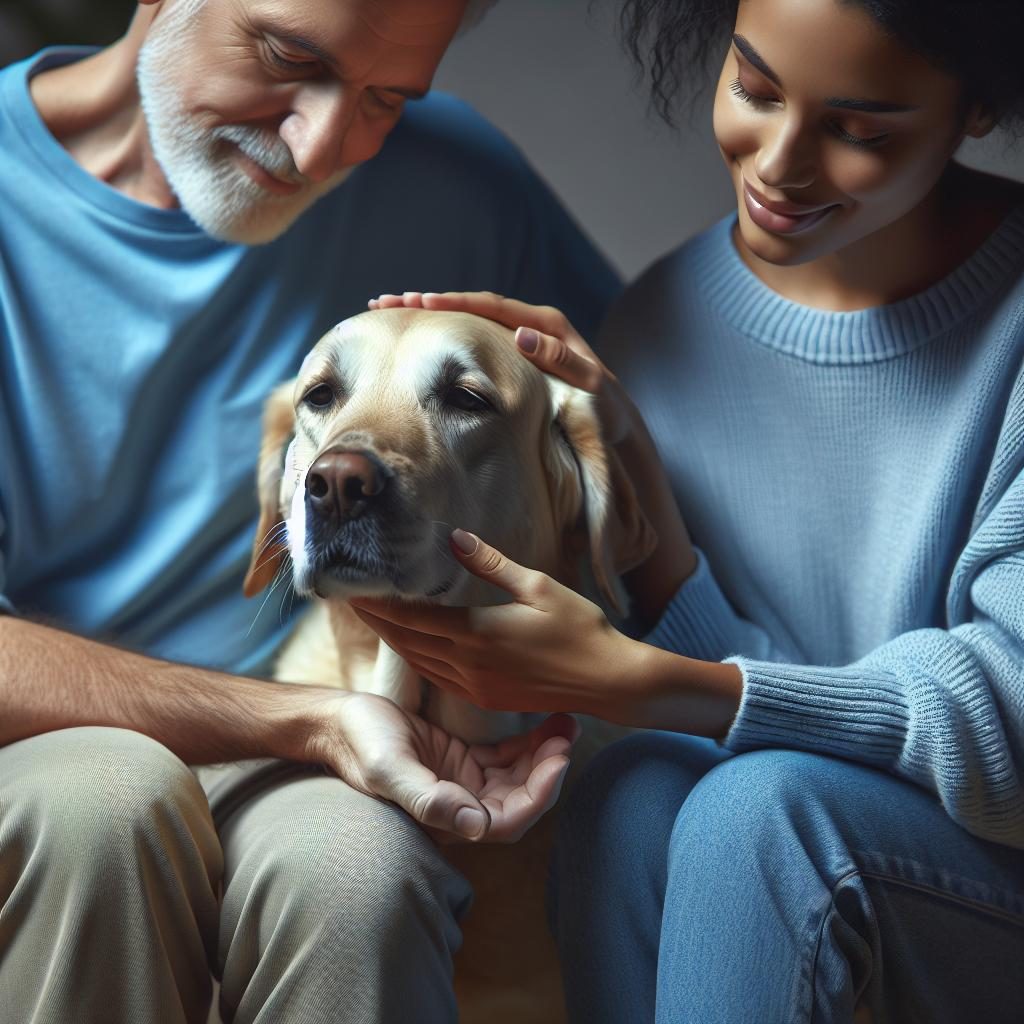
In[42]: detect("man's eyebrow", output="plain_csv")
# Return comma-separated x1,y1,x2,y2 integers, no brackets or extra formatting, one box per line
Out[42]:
272,30,339,68
732,35,919,114
732,35,779,86
267,29,428,99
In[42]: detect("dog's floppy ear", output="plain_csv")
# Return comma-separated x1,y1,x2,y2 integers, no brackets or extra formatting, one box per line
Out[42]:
243,380,297,598
545,380,658,616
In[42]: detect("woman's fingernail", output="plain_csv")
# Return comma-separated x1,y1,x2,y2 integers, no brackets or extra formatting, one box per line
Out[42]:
516,327,539,353
451,528,479,555
455,807,488,840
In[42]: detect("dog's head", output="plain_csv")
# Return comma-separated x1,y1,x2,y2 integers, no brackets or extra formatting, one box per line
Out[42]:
243,309,655,612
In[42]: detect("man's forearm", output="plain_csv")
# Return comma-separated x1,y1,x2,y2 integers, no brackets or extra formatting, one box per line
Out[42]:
0,616,329,764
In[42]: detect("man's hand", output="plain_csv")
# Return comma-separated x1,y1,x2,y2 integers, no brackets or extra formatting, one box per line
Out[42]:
309,690,579,844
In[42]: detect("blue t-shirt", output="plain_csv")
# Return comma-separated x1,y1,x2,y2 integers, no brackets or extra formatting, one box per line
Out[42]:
0,48,620,675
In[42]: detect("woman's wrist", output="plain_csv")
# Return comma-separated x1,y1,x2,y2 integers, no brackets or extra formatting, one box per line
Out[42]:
618,641,743,738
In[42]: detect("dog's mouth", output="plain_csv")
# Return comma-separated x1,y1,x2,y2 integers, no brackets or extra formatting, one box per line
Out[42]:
299,526,459,602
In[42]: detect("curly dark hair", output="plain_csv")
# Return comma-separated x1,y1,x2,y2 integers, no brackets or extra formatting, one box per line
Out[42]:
620,0,1024,131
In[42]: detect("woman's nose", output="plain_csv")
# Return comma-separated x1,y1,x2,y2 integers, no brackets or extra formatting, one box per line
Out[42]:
754,118,818,191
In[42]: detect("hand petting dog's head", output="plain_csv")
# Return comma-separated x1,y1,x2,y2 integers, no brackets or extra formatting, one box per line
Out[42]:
244,308,654,612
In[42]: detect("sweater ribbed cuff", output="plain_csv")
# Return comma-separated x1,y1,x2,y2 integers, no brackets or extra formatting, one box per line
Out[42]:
644,548,748,661
723,657,909,767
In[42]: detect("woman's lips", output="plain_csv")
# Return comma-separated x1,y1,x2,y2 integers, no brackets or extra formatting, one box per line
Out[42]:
743,181,838,235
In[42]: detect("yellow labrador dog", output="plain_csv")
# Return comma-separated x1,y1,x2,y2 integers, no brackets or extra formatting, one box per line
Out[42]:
243,308,654,1022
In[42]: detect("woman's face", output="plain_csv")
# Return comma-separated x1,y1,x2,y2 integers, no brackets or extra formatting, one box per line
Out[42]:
713,0,982,268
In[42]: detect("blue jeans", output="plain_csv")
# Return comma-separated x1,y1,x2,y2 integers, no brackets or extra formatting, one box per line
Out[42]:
550,733,1024,1023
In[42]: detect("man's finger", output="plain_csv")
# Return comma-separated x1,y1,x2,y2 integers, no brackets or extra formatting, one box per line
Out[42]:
469,713,579,770
384,765,491,841
481,754,570,842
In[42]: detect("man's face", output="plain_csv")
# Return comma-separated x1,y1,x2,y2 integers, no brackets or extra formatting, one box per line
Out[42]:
137,0,467,244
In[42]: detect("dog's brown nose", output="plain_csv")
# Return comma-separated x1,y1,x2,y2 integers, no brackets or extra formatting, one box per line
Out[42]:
306,450,384,523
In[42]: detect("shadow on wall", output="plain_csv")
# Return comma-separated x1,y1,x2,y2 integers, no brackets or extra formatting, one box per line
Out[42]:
0,1,136,67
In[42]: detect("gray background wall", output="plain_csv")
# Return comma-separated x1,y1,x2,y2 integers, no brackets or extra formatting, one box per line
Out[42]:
435,0,1024,280
3,0,1023,280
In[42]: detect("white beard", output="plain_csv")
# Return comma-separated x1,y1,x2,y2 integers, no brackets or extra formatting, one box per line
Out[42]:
136,0,351,245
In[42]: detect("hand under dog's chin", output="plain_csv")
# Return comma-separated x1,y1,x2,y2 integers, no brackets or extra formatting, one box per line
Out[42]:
301,565,464,604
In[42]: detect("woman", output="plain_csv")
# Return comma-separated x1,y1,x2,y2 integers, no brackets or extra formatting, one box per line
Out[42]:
360,0,1024,1018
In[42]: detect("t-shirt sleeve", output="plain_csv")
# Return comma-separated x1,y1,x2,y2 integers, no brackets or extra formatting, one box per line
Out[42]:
0,500,15,616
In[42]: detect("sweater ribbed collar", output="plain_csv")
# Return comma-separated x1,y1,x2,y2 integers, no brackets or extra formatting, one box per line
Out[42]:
696,206,1024,364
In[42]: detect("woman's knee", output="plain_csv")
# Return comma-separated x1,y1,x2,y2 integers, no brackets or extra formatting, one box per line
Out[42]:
670,748,863,879
551,731,729,916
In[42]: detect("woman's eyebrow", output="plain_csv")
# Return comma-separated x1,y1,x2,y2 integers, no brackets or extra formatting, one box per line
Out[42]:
732,34,919,113
824,96,919,113
732,35,780,86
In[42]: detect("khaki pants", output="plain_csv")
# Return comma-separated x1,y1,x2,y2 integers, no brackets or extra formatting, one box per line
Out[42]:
0,727,471,1023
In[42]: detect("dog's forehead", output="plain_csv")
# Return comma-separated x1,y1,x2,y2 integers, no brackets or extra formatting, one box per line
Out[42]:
305,309,530,391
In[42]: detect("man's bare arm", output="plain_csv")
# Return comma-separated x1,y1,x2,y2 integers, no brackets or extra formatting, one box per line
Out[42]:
0,615,324,764
0,615,577,842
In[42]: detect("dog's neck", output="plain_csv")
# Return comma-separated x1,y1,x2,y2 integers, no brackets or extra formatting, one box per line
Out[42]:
321,541,583,743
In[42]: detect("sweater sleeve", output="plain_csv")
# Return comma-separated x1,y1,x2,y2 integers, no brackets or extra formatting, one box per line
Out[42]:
645,548,794,663
725,469,1024,849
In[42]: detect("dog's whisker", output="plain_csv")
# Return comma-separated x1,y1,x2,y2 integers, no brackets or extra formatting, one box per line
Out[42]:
252,521,288,562
246,555,294,637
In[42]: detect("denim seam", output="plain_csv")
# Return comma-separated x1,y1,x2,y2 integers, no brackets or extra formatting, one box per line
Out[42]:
805,867,864,1024
857,870,1024,928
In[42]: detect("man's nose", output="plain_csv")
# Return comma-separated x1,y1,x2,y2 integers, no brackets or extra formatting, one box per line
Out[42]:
306,449,386,526
281,83,357,183
754,118,817,191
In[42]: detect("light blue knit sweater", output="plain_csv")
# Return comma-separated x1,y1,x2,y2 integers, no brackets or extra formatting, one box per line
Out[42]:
601,211,1024,849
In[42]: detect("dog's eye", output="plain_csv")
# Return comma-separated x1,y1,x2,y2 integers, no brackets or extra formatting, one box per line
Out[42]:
445,386,491,414
303,384,335,410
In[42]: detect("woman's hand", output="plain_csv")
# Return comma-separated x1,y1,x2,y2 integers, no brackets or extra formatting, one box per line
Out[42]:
369,290,638,442
350,528,651,723
370,290,699,624
349,530,744,737
311,689,579,845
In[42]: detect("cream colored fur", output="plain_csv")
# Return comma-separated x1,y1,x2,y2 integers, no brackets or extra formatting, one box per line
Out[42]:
244,308,655,1022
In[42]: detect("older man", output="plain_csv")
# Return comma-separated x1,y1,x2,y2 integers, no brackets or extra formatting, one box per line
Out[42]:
0,0,618,1020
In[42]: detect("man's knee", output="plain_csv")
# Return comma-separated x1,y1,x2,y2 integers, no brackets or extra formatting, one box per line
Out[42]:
1,726,217,879
221,777,471,959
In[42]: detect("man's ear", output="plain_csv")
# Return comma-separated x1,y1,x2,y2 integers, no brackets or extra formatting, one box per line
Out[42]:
545,381,658,616
243,380,297,598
